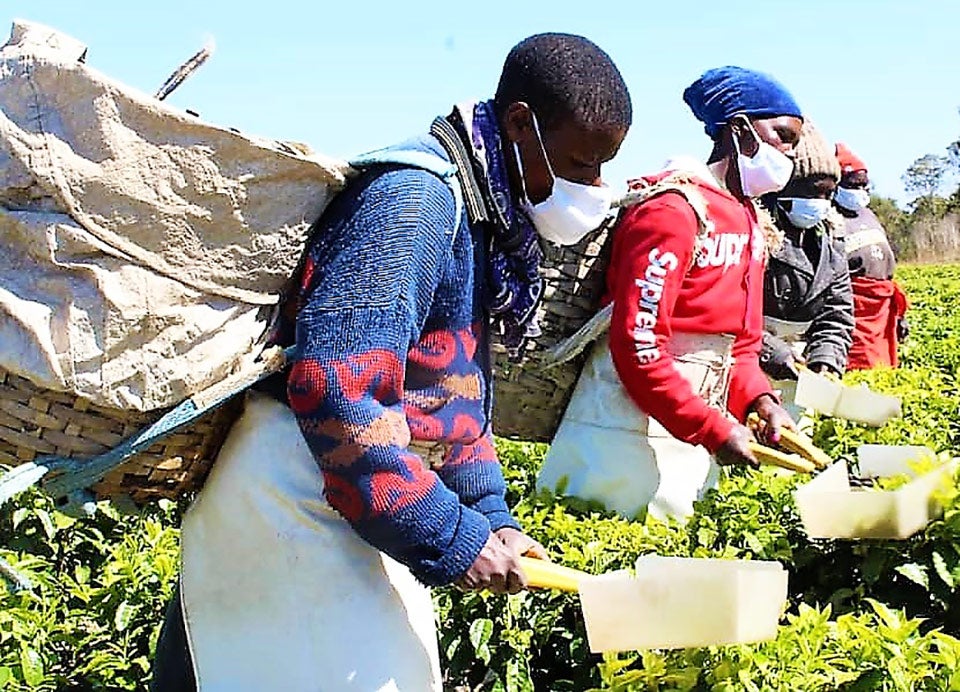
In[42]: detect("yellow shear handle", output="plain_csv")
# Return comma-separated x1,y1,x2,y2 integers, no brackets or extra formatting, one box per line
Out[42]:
777,428,832,468
746,413,831,469
749,442,816,474
519,556,588,593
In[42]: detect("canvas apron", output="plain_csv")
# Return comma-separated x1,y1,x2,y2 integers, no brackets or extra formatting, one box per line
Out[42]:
178,392,442,692
763,316,812,425
536,331,734,522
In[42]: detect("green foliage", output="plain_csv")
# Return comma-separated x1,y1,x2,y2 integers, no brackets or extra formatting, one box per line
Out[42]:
595,602,960,691
870,195,911,257
437,264,960,690
0,493,180,690
438,450,960,690
4,264,960,690
903,154,951,205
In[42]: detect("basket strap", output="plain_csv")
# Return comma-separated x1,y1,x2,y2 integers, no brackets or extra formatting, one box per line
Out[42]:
615,174,715,271
428,116,489,226
347,144,467,240
539,303,613,371
0,345,296,507
0,555,33,592
539,176,715,371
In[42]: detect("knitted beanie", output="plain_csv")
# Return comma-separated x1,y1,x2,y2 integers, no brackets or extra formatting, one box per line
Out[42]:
791,121,841,182
835,142,868,175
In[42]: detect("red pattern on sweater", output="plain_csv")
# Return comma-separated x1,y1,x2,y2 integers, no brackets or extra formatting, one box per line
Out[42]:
331,351,403,403
407,330,460,371
606,173,773,453
369,452,439,516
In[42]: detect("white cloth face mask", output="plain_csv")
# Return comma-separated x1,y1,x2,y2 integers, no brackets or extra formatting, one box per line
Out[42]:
514,113,614,246
732,119,795,198
834,185,870,211
779,197,832,229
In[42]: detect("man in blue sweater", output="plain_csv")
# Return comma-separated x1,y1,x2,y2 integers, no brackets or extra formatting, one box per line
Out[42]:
152,33,632,691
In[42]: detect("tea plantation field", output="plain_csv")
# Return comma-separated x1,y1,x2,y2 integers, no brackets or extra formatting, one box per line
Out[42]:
3,264,960,691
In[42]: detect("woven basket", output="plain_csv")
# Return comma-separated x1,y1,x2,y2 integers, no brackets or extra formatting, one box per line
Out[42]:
0,222,614,498
492,224,614,443
0,366,242,504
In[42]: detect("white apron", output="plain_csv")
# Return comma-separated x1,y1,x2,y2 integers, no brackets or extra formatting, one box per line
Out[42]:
179,392,442,692
763,316,812,426
536,332,733,522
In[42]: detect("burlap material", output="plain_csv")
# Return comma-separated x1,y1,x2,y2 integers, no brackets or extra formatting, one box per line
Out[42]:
0,20,350,413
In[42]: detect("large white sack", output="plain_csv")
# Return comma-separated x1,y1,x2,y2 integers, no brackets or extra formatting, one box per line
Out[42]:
0,20,351,411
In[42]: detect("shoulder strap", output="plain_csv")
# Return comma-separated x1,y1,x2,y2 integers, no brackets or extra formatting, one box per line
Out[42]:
347,146,465,235
541,175,717,370
347,147,456,177
616,173,715,270
346,118,490,235
428,116,489,225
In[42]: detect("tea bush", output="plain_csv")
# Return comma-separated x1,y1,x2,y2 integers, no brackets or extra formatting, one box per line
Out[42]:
0,498,180,690
4,264,960,691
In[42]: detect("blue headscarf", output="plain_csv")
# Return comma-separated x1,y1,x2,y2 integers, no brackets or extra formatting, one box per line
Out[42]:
682,66,802,139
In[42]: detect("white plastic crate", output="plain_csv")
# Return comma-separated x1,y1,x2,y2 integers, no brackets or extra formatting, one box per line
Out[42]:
794,445,956,540
794,369,901,427
577,555,788,652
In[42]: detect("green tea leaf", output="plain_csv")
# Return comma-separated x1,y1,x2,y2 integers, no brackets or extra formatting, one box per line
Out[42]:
19,646,43,687
932,551,955,588
469,617,493,655
844,668,886,691
11,508,28,530
115,601,139,633
34,509,55,540
895,563,929,590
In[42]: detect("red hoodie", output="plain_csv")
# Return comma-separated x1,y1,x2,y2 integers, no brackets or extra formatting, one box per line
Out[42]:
606,162,773,453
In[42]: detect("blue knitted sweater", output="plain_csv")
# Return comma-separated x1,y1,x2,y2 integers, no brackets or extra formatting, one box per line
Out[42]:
286,134,519,586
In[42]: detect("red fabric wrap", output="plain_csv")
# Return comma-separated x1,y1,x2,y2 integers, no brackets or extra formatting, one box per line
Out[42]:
847,277,907,370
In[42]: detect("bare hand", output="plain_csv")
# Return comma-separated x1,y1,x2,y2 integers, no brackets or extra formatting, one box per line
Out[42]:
715,424,759,468
751,393,796,445
809,362,838,377
495,526,548,561
896,316,910,342
456,532,526,594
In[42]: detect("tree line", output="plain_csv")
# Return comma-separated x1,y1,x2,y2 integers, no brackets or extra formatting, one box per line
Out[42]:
873,109,960,262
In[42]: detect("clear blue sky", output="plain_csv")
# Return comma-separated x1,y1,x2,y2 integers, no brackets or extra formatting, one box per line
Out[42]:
9,0,959,205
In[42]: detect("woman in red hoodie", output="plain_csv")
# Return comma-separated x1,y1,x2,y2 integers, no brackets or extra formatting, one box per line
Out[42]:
537,67,802,521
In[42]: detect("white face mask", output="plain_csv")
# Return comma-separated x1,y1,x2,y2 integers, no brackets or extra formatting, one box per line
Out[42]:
779,197,832,229
834,185,870,211
732,119,795,198
514,113,614,246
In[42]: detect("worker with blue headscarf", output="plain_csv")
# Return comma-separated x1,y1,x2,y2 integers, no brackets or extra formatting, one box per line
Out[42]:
538,66,804,521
